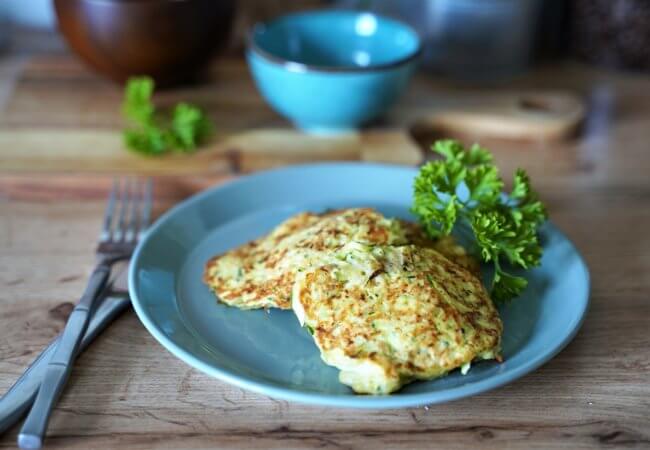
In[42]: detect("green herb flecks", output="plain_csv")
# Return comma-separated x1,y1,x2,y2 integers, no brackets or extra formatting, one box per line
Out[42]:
122,77,212,156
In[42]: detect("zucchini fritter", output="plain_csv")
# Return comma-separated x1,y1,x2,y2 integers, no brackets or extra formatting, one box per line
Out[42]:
292,244,502,394
203,209,477,310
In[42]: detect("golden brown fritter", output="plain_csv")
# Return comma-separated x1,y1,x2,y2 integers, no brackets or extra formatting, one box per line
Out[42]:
292,245,502,394
203,209,480,310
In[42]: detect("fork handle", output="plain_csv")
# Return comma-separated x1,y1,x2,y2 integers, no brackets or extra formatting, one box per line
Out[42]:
17,264,111,450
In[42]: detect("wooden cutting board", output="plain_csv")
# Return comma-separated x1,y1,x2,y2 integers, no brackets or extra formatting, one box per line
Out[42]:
0,55,584,176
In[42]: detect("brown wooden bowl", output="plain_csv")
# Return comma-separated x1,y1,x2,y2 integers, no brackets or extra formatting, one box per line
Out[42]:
54,0,236,86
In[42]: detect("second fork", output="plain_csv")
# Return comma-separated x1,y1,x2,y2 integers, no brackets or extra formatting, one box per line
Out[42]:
17,178,152,450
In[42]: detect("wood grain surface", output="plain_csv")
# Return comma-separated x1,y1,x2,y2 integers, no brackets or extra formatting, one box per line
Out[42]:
0,55,589,175
1,44,650,449
0,54,424,173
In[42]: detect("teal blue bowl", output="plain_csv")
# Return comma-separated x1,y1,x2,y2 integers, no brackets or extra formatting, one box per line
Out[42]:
247,10,421,133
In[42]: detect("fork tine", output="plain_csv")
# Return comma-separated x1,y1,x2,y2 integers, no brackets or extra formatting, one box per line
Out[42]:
114,178,131,242
125,179,142,243
138,179,153,239
100,179,119,242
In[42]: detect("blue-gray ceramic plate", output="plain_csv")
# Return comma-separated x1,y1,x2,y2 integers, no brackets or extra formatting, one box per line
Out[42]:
129,163,590,409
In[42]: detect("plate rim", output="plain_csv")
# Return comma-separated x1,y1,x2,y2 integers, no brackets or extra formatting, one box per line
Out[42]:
129,162,591,409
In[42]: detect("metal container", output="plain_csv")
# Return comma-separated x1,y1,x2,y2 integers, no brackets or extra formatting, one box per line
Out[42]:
339,0,542,81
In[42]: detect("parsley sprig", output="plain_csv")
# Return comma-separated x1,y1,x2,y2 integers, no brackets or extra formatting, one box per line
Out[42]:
412,140,547,303
122,77,212,155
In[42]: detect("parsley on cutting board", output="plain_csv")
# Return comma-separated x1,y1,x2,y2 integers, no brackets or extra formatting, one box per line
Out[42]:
411,140,547,303
122,77,212,155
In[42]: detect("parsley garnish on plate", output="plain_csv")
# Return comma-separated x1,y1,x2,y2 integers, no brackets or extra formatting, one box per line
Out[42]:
122,76,212,155
412,140,547,303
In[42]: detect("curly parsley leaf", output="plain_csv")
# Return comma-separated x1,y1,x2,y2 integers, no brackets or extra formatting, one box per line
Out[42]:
411,140,547,303
122,77,212,155
171,102,212,152
123,127,168,156
412,161,458,236
465,164,502,205
491,269,529,304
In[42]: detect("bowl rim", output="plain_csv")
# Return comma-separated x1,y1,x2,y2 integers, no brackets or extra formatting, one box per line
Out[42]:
247,9,422,73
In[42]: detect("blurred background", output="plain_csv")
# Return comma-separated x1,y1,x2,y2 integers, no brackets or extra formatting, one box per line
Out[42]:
2,0,650,80
1,0,649,174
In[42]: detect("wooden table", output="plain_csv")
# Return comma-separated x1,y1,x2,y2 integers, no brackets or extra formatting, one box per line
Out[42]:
1,37,649,449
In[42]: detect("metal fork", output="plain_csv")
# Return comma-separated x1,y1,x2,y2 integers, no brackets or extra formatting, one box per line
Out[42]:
17,178,153,450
